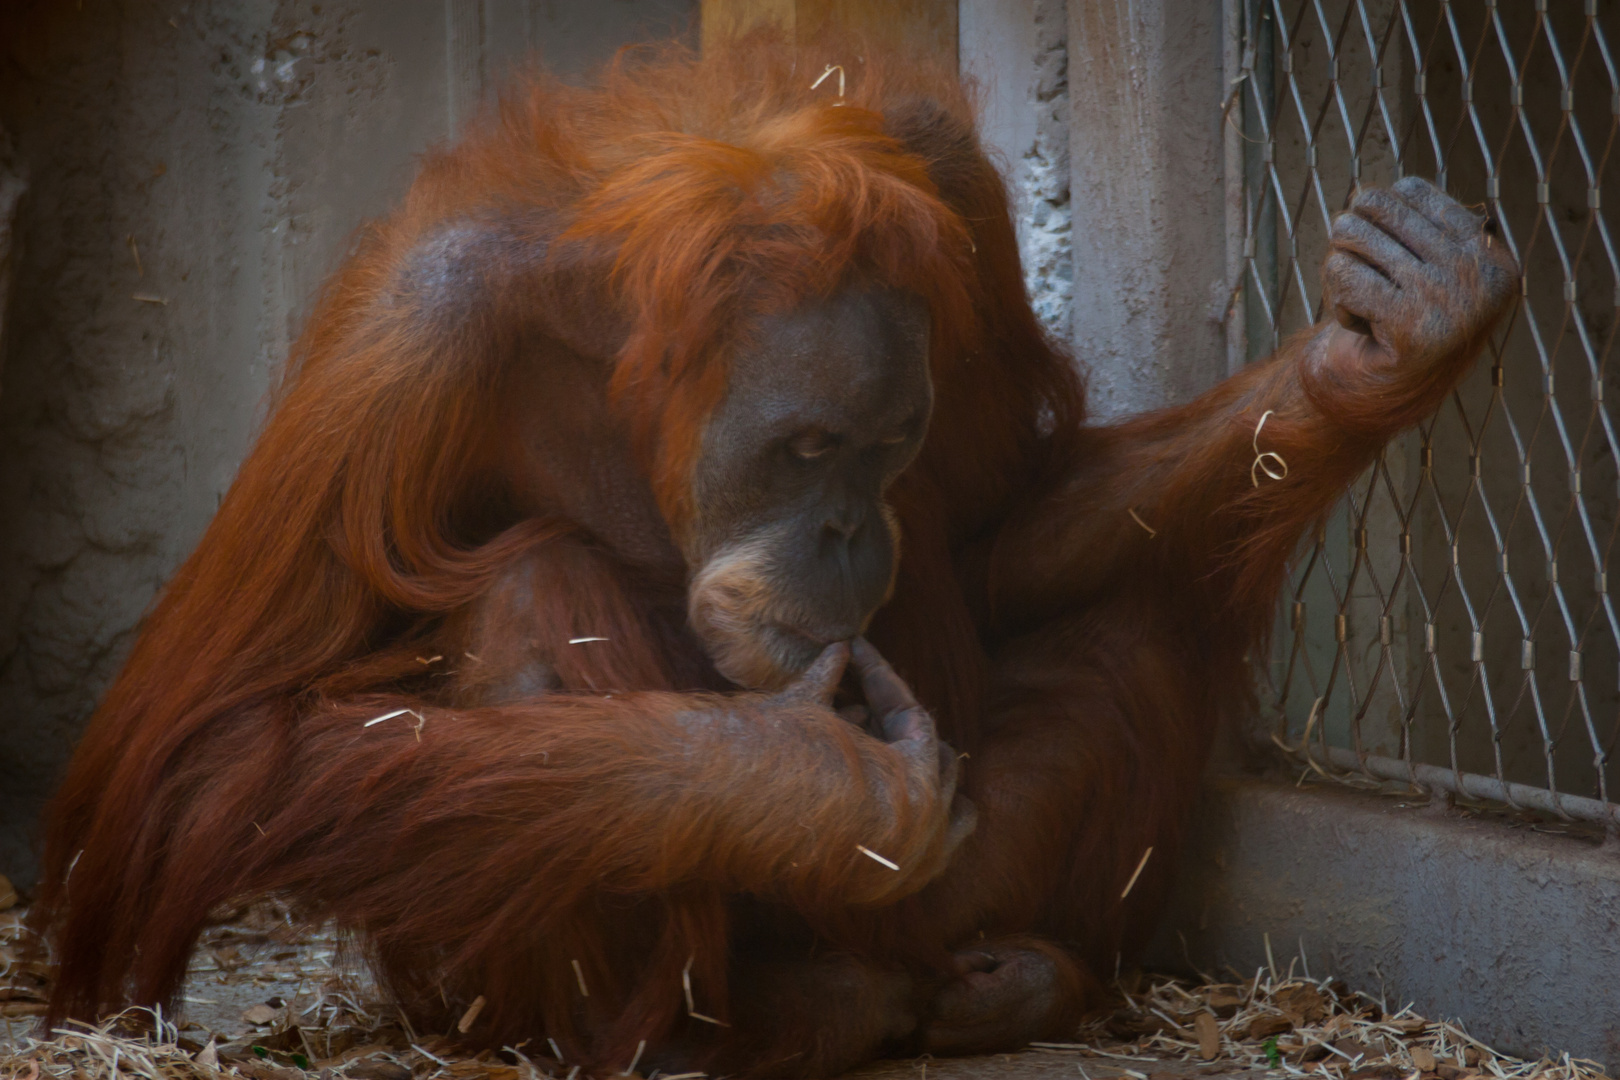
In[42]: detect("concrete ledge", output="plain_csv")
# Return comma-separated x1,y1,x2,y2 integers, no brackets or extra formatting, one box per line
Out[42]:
1146,778,1620,1068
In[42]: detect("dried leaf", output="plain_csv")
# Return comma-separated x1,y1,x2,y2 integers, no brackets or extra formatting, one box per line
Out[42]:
1194,1011,1220,1061
0,875,17,911
1276,983,1328,1024
1337,1037,1377,1058
1246,1014,1293,1039
239,1061,305,1080
242,1002,280,1026
456,994,486,1034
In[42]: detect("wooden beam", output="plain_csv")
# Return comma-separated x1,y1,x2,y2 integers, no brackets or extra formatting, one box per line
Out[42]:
700,0,957,66
700,0,796,55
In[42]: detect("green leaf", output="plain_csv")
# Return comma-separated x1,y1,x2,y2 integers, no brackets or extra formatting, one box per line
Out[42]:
1263,1036,1281,1068
292,1054,310,1070
253,1046,269,1060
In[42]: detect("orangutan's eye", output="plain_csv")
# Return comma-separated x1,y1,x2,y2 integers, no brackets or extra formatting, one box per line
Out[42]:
789,430,837,460
879,414,924,446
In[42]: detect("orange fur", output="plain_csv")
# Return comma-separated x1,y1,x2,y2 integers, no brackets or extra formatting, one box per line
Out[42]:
33,32,1503,1079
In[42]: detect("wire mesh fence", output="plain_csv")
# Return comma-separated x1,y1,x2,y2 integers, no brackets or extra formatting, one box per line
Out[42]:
1226,0,1620,829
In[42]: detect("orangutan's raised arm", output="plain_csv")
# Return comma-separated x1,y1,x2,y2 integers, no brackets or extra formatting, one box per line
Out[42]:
986,177,1519,633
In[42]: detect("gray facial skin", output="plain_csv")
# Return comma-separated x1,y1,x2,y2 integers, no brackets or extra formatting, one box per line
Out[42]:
685,287,933,690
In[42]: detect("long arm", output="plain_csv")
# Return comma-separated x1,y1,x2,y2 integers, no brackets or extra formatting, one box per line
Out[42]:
274,661,960,922
988,179,1519,636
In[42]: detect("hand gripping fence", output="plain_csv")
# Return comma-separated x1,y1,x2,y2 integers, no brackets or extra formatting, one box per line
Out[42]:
1222,0,1620,832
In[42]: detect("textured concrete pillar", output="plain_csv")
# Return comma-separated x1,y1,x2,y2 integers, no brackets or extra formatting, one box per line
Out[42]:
959,0,1071,338
1067,0,1227,419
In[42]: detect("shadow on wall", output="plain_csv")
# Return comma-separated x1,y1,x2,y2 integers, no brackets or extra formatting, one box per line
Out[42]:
0,0,694,890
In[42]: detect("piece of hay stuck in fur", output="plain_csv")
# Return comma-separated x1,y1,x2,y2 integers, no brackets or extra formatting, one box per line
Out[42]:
1120,846,1154,900
456,995,486,1033
856,845,900,870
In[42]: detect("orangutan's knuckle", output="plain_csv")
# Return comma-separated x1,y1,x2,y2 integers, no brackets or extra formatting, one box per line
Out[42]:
1350,185,1383,210
1393,175,1433,199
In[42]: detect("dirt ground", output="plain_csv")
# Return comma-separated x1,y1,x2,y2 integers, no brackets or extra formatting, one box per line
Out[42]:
0,901,1607,1080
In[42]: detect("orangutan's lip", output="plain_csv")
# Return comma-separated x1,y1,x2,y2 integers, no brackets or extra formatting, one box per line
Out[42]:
763,621,832,651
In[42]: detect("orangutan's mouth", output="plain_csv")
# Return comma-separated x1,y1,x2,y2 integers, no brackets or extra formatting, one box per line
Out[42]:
759,620,839,672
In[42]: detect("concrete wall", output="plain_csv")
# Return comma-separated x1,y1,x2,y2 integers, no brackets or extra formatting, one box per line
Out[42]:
0,0,693,889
